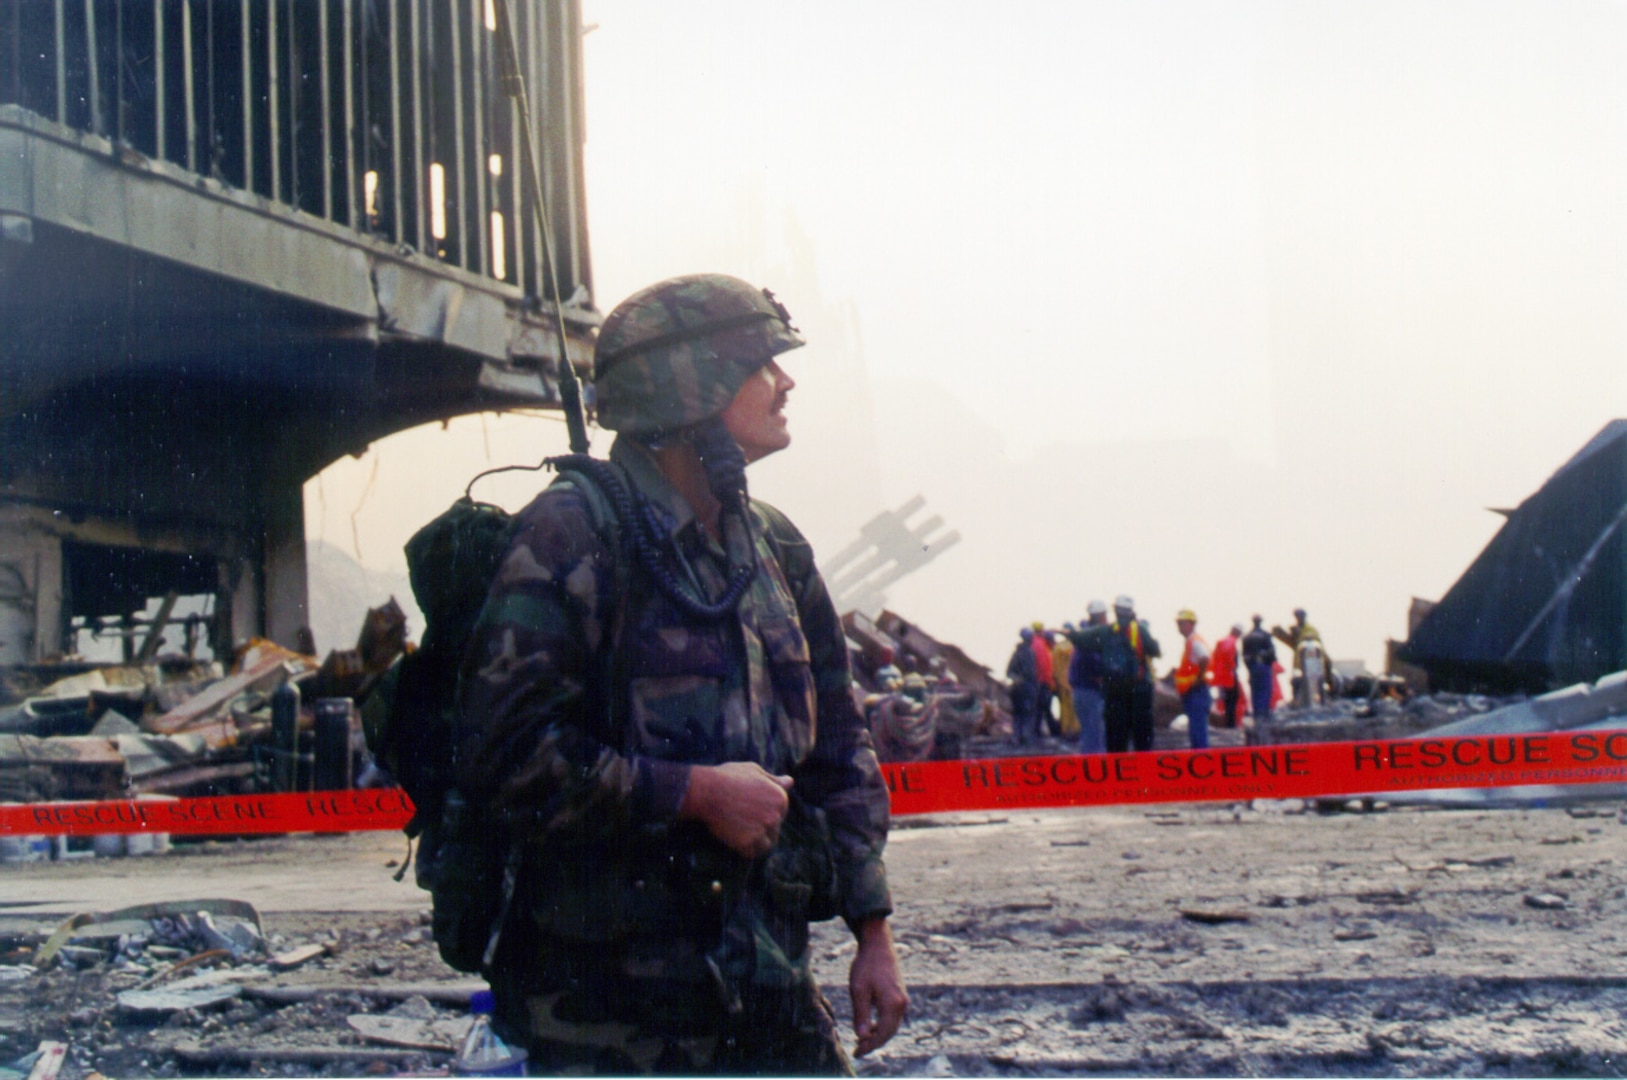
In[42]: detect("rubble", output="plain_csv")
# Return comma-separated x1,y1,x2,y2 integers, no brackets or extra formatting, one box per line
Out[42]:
844,610,1014,763
0,601,407,823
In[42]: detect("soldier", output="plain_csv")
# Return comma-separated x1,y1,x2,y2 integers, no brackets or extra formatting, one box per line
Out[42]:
455,274,907,1074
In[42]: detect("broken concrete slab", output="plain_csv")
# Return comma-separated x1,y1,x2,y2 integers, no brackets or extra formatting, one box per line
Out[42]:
145,653,289,736
115,984,241,1015
345,1012,473,1051
0,734,128,802
1426,670,1627,737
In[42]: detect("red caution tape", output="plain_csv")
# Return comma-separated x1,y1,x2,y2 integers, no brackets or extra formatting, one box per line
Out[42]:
0,788,414,838
3,730,1627,838
881,730,1627,815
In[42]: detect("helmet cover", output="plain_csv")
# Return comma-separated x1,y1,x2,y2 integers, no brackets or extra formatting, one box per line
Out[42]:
593,273,805,437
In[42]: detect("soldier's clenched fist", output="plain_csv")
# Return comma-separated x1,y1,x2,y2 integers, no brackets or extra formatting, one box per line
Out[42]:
680,760,794,859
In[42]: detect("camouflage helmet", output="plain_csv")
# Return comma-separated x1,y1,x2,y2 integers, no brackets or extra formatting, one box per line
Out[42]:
593,273,805,437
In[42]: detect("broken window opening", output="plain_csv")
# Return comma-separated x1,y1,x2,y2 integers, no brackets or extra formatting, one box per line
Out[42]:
61,542,222,664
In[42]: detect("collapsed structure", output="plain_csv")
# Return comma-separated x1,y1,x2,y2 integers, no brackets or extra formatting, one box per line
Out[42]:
0,0,597,671
1399,420,1627,694
0,600,408,816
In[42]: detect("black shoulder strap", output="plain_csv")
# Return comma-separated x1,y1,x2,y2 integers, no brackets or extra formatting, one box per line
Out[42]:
547,460,634,741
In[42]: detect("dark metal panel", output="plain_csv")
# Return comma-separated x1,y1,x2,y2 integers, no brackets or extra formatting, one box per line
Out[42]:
267,0,278,202
448,0,465,270
525,0,542,295
152,0,164,160
318,0,330,220
388,0,402,245
55,0,65,123
113,0,123,143
5,0,16,107
83,0,100,135
356,0,370,230
409,0,425,250
505,48,520,288
284,0,297,210
239,0,251,192
511,0,529,294
469,0,487,276
181,0,195,172
341,0,355,227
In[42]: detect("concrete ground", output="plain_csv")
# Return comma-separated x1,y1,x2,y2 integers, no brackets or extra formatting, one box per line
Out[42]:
2,797,1626,1076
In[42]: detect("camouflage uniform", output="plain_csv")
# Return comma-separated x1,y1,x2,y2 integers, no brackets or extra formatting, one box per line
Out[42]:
455,278,892,1074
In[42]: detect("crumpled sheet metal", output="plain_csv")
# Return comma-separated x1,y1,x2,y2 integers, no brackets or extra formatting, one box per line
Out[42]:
32,898,263,969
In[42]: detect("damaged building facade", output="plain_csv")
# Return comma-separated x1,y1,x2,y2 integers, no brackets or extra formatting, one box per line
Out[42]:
0,0,597,669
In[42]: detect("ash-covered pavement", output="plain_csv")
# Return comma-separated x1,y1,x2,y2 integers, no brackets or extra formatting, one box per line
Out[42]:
813,799,1627,1077
3,795,1627,1076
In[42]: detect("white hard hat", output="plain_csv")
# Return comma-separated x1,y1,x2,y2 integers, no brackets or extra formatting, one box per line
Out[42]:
1087,599,1107,616
1114,594,1135,611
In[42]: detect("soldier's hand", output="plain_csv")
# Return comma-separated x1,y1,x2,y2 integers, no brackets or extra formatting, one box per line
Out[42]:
850,918,908,1056
680,761,793,859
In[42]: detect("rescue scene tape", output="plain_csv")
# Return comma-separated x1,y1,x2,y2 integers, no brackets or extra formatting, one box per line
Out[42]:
5,729,1627,838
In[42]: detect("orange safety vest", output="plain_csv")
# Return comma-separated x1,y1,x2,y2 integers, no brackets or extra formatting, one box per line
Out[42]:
1175,634,1209,695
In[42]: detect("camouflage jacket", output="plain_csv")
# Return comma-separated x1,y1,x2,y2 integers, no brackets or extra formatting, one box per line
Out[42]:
455,437,892,946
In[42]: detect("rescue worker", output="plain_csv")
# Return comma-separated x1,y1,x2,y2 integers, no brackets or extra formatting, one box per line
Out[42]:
455,274,906,1074
1272,608,1330,706
1006,627,1041,745
1173,609,1212,750
1241,615,1277,726
1104,595,1160,753
1068,600,1111,754
1211,623,1243,729
1030,622,1056,737
1052,625,1078,739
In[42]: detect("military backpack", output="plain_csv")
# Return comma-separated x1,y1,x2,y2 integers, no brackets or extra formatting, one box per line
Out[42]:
361,456,624,973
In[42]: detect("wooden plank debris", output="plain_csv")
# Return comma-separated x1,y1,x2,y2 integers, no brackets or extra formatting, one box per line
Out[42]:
268,943,329,970
24,1041,67,1080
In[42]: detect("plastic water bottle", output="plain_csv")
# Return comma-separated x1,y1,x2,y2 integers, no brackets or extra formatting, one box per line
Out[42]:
453,989,527,1076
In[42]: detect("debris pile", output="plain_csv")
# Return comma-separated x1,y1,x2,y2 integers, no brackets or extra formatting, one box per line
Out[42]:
844,610,1013,762
0,894,487,1078
0,601,409,816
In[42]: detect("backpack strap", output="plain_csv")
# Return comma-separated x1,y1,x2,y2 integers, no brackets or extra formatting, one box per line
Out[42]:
473,459,633,974
547,462,634,743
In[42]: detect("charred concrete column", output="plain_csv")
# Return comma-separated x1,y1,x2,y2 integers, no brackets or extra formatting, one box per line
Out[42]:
262,484,310,652
219,554,259,657
0,507,63,663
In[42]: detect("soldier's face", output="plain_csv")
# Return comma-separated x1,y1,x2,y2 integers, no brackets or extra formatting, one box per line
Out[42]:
722,359,796,463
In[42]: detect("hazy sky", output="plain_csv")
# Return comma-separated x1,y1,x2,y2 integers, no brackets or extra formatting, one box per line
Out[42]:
310,1,1627,674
